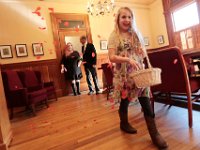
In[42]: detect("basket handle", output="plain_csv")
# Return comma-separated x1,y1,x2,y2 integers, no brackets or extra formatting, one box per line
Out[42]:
145,53,152,69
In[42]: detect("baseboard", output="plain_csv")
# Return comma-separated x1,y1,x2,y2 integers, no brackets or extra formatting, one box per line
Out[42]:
56,89,63,97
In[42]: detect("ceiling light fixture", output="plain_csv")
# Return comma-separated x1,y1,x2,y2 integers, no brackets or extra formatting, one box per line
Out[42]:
87,0,115,16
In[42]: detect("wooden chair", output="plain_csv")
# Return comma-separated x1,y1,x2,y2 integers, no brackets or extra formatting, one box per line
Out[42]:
148,47,200,128
34,71,57,101
2,70,48,118
18,70,49,115
101,63,114,100
2,70,28,119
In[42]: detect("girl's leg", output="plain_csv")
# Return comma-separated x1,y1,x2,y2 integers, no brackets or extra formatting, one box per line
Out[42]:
118,98,137,134
76,80,81,95
71,80,77,96
138,97,168,149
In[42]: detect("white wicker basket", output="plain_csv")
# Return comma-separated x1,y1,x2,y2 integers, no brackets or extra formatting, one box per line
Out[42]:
130,55,162,88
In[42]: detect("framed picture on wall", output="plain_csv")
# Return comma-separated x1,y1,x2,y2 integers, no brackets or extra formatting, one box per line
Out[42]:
0,45,13,59
32,43,44,56
15,44,28,57
144,37,149,46
157,35,165,44
100,40,108,50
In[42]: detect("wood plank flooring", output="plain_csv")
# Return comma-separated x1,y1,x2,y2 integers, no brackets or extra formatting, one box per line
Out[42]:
8,93,200,150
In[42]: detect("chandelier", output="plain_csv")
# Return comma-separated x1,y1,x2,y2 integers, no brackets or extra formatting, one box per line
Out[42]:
87,0,115,16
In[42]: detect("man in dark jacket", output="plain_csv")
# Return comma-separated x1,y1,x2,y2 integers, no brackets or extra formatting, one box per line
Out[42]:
80,35,101,95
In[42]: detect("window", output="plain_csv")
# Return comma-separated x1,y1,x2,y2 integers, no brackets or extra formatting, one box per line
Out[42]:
172,2,199,32
180,29,194,50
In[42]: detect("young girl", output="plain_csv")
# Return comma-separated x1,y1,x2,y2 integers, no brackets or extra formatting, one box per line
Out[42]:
108,7,168,149
61,42,82,96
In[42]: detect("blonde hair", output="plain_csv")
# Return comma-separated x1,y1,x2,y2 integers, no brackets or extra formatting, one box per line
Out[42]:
64,42,73,56
114,7,146,53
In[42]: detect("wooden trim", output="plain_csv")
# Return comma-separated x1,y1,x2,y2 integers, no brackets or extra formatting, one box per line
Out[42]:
178,47,193,127
1,59,57,68
147,45,170,52
196,0,200,24
1,53,108,97
49,13,96,95
162,0,200,51
170,0,194,11
162,0,175,46
86,15,92,43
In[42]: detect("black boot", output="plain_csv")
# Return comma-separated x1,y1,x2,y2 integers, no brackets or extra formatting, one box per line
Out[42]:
76,82,81,95
119,98,137,134
71,83,77,96
139,97,168,149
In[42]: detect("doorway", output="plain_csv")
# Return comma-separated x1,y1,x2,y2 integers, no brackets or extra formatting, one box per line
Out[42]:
51,13,92,95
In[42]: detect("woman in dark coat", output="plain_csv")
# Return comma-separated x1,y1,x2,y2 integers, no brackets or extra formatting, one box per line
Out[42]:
61,42,82,96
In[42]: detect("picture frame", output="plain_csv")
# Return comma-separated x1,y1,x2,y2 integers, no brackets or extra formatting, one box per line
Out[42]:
15,44,28,57
32,43,44,56
157,35,164,44
100,40,108,50
144,37,149,46
0,45,13,59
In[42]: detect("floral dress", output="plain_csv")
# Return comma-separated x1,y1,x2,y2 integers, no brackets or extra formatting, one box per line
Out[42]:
108,31,150,102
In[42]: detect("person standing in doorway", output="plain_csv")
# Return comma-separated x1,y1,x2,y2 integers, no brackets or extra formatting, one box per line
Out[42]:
80,35,101,95
61,42,82,96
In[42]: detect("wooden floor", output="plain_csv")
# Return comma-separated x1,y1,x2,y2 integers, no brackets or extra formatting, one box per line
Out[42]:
9,93,200,150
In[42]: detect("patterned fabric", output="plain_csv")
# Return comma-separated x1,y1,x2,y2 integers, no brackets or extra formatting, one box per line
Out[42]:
108,31,150,102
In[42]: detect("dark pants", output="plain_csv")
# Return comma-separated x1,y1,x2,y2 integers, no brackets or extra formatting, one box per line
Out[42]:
84,65,100,92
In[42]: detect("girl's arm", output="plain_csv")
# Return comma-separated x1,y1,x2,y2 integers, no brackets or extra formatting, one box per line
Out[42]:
108,48,140,70
109,48,130,63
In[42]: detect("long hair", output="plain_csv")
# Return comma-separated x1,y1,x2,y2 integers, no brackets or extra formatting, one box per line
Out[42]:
114,7,146,54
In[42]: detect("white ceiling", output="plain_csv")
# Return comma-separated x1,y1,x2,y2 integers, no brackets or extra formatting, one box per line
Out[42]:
7,0,156,6
117,0,156,5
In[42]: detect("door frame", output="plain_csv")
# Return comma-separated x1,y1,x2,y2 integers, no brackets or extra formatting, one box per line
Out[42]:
51,13,92,61
50,13,92,95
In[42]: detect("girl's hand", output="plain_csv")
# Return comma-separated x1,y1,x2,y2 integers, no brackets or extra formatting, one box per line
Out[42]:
61,68,65,73
61,68,67,73
128,59,140,70
82,61,86,65
77,61,82,67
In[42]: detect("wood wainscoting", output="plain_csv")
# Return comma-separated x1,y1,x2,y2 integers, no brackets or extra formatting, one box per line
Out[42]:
1,53,108,98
